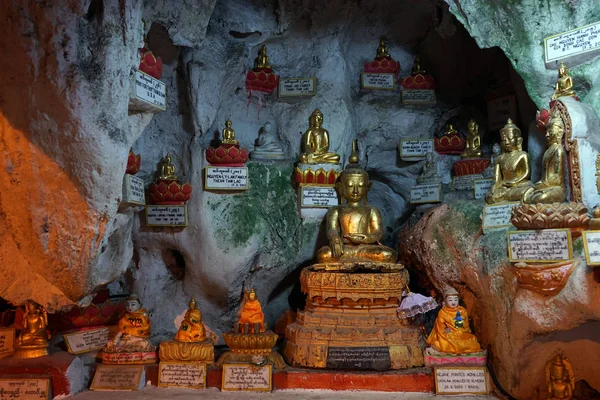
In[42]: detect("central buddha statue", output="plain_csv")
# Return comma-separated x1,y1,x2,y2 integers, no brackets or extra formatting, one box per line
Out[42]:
485,119,533,204
316,142,396,265
299,109,341,164
238,289,265,333
376,38,390,59
254,44,271,70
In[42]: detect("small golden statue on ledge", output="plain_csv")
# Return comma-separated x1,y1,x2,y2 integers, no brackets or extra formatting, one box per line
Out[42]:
522,110,566,204
485,118,533,204
552,62,577,101
299,109,341,164
545,354,574,400
254,44,271,70
13,300,50,359
222,119,239,145
376,38,390,58
461,119,482,159
159,153,178,180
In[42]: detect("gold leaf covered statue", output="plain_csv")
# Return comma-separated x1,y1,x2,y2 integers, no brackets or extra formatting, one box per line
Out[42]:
376,38,390,58
461,119,482,159
13,300,50,359
552,62,576,101
175,297,206,342
222,119,239,145
545,354,574,400
238,289,265,333
254,44,271,70
316,141,396,265
485,118,533,204
299,109,341,164
522,110,566,204
159,153,178,180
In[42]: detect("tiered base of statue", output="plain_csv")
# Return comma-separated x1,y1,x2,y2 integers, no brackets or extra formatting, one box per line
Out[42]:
12,342,48,359
215,330,285,369
159,339,214,363
284,263,424,370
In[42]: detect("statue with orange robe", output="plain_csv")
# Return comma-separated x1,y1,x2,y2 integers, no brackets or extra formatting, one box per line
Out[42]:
238,289,265,333
105,294,154,352
427,288,481,354
175,297,206,342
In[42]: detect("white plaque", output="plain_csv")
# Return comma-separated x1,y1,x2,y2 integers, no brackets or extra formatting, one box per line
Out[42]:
399,139,434,160
507,229,572,263
435,367,489,395
410,184,441,204
63,326,117,355
123,174,146,205
473,178,494,200
0,328,15,359
204,167,248,191
487,95,517,132
451,174,482,191
222,363,272,392
545,21,600,67
129,70,166,113
482,202,519,230
360,73,396,90
145,205,187,227
300,186,338,208
0,378,51,399
158,362,206,389
278,77,316,97
90,365,144,391
583,230,600,267
401,89,436,105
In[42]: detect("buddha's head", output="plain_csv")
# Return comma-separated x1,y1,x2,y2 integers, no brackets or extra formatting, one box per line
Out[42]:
263,121,272,134
558,62,569,77
492,143,501,156
259,44,267,56
500,119,522,152
443,287,459,309
25,300,42,314
549,355,568,380
468,119,478,135
546,111,564,144
164,153,172,165
225,119,232,129
337,142,371,204
189,297,197,310
126,294,142,313
446,123,457,135
248,289,257,301
309,109,324,128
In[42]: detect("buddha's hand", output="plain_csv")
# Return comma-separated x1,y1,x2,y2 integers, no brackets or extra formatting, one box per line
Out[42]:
330,235,344,258
344,233,368,244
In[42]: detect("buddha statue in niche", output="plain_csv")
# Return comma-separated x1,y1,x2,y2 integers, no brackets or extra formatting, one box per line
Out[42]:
14,300,50,358
522,110,566,204
175,297,206,342
316,142,396,265
238,289,265,334
545,354,574,400
485,118,533,204
461,119,482,159
299,109,341,164
552,62,576,101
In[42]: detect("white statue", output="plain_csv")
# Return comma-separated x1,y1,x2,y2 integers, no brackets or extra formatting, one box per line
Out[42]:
250,122,287,161
482,143,501,178
416,153,441,184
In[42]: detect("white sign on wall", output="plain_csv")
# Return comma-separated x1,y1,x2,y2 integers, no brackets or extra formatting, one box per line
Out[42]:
278,77,316,97
123,174,146,205
544,21,600,67
129,70,166,113
399,139,434,160
582,230,600,267
402,89,436,105
300,186,338,208
434,367,489,395
410,184,441,204
360,73,396,90
482,202,518,230
473,178,494,200
146,205,188,227
204,167,248,191
507,229,572,263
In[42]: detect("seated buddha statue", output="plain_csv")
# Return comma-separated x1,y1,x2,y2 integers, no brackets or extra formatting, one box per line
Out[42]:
222,119,239,145
426,288,482,355
522,110,566,204
105,294,153,352
552,62,576,101
254,44,271,70
461,119,482,159
545,354,574,400
238,289,265,334
175,297,206,342
159,153,178,181
299,109,341,164
14,300,49,358
316,142,396,265
485,118,533,204
411,55,425,75
376,38,390,59
416,152,441,185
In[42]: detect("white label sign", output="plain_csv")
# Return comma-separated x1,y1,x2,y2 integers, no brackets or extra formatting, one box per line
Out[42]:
300,187,338,208
278,78,316,97
487,95,517,132
451,174,482,191
222,364,272,392
146,205,187,227
158,362,206,389
133,70,166,110
0,328,15,359
474,178,494,200
482,202,518,230
0,378,50,399
402,89,436,105
204,167,248,190
124,174,146,205
63,326,117,355
399,139,434,160
410,184,441,204
583,230,600,266
360,73,396,90
90,365,144,391
435,367,489,395
545,21,600,66
507,229,572,262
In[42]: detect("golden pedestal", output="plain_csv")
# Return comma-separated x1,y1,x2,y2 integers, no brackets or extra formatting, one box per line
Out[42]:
215,331,285,369
510,202,589,237
12,344,48,359
158,339,214,363
284,263,424,370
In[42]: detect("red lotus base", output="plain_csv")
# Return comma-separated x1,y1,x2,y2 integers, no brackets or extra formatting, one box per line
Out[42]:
453,159,491,176
205,144,249,166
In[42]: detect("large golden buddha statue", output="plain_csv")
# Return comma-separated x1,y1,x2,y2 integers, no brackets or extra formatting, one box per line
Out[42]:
299,109,341,164
461,119,482,159
13,300,50,358
552,62,576,101
175,297,206,342
522,110,566,204
238,289,265,334
485,118,533,204
316,142,396,265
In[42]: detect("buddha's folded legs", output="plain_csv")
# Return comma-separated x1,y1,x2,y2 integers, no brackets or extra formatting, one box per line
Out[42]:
316,245,396,263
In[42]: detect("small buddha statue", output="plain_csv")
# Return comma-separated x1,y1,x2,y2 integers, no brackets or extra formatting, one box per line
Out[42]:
250,121,287,160
316,142,396,264
426,288,482,354
545,354,574,400
376,38,390,59
159,153,178,181
485,118,533,204
445,123,458,137
175,297,206,342
522,110,566,204
461,119,482,159
551,62,576,101
412,55,425,75
416,152,441,185
222,119,239,145
299,109,341,164
254,44,271,70
482,143,501,178
238,289,265,334
14,300,49,358
105,294,153,352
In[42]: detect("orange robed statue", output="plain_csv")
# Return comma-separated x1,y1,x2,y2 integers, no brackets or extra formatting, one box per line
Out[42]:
427,288,481,354
175,297,206,342
238,289,265,333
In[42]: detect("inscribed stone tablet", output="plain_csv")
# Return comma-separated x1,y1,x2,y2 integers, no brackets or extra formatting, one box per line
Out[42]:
145,205,188,227
222,363,272,392
300,186,338,208
278,77,316,97
435,367,489,395
482,202,519,230
326,346,391,371
360,73,396,90
410,184,441,204
0,328,15,359
90,365,144,391
204,167,248,190
473,178,493,200
158,362,206,389
401,89,436,105
399,139,434,160
507,229,572,262
544,21,600,67
0,378,50,399
63,326,117,355
582,230,600,267
123,174,146,205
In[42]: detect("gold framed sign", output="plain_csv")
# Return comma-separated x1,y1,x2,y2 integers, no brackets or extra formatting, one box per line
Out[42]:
507,228,573,263
90,365,144,391
582,230,600,267
434,366,489,395
0,377,51,399
221,363,272,392
0,327,15,359
63,326,117,355
482,202,519,230
158,361,206,389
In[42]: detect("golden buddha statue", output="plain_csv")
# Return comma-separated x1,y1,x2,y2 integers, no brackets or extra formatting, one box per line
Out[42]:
552,62,576,101
485,118,533,204
376,38,390,58
222,119,239,145
13,300,49,358
426,288,481,355
238,289,265,334
316,142,396,265
461,119,482,159
104,294,153,353
254,44,271,70
175,297,206,342
445,123,458,137
159,153,178,180
299,109,341,164
522,110,566,204
412,55,425,75
545,354,574,400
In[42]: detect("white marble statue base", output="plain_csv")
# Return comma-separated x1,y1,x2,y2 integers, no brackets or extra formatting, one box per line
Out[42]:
250,151,288,161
